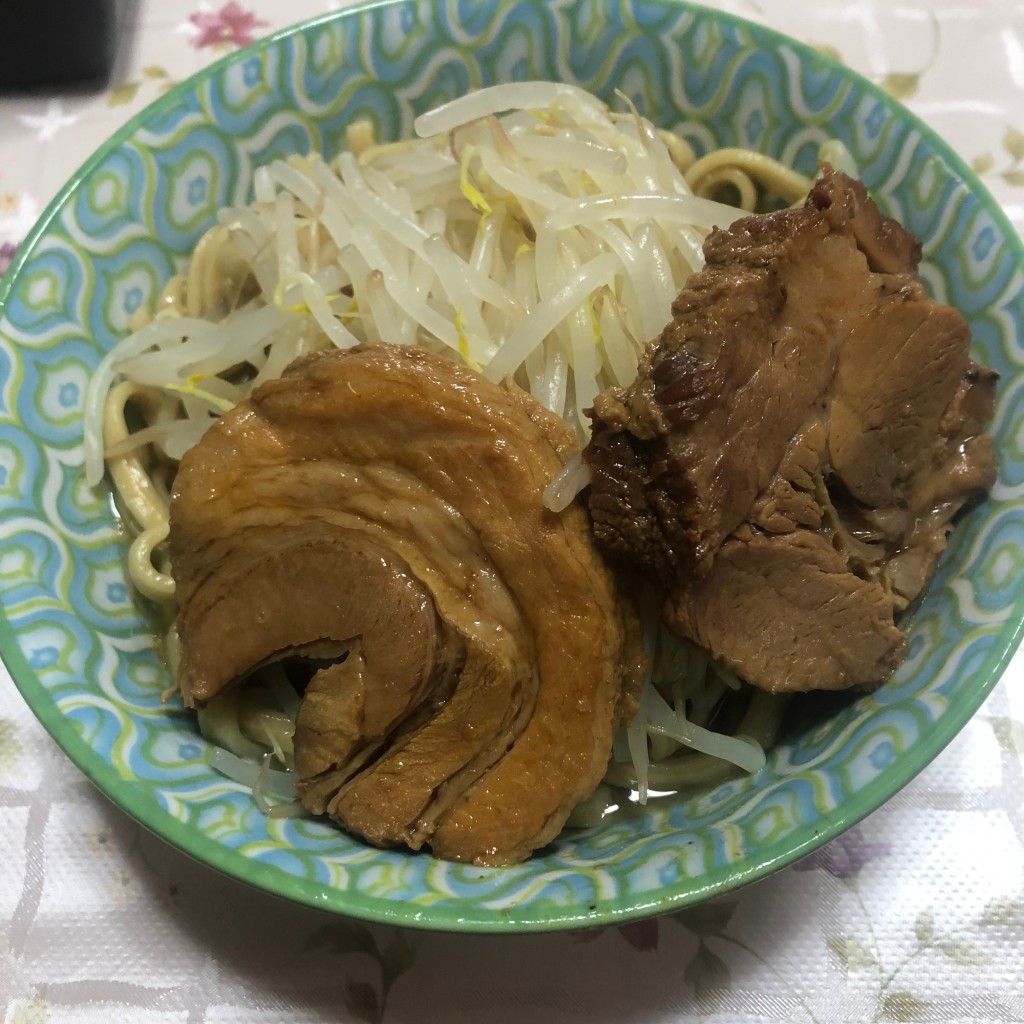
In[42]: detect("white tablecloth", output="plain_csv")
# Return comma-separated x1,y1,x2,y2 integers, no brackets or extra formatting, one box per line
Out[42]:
2,2,1023,1021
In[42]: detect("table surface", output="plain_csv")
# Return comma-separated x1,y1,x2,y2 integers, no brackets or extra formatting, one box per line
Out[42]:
1,1,1023,1021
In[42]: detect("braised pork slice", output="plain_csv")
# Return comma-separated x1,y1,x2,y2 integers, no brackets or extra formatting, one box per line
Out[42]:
586,169,996,693
171,344,642,865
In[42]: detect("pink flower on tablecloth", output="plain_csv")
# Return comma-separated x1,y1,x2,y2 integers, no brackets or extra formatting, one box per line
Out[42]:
187,3,269,49
0,241,19,278
793,825,890,879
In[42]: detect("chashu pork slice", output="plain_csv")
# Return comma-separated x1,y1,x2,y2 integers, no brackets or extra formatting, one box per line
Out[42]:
170,344,642,865
585,169,996,693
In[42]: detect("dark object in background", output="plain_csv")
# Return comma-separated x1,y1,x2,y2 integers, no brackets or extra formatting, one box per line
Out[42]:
0,0,119,90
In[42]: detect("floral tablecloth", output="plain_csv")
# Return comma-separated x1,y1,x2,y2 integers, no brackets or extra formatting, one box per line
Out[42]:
2,1,1023,1021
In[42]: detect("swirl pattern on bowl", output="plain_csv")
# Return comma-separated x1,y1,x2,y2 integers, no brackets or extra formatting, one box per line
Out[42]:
0,0,1022,931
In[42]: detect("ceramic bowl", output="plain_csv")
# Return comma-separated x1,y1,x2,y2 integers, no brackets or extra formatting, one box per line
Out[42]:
1,0,1022,931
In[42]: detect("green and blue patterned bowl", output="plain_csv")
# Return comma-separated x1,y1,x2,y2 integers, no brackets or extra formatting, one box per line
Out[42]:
1,0,1022,932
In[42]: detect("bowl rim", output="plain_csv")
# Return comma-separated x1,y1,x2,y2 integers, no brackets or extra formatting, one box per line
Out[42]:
1,0,1023,933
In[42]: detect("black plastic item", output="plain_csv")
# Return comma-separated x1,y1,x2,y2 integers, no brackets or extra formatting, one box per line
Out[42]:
0,0,119,90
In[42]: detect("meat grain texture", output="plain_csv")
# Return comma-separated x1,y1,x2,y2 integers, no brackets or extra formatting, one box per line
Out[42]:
170,344,643,865
586,170,996,693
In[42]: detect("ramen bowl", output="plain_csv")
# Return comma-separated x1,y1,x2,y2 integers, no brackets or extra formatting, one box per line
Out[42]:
1,0,1022,932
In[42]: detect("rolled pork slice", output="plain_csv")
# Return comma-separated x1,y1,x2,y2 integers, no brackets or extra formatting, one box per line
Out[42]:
170,344,643,865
